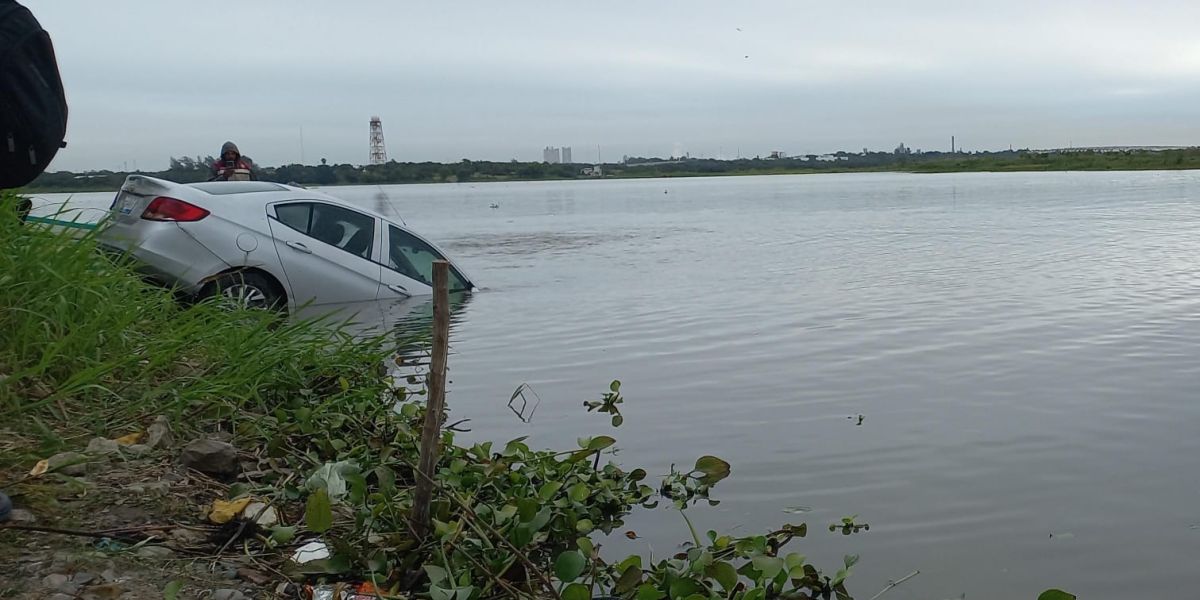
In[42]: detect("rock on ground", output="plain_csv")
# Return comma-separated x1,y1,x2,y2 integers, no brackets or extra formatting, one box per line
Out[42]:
179,439,239,478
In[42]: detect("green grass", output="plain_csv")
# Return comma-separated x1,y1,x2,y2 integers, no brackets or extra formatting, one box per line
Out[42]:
0,191,396,454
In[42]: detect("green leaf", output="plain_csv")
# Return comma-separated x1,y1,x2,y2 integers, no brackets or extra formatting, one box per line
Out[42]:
305,488,332,533
554,550,588,582
708,561,739,591
424,565,450,586
785,553,806,569
611,415,624,427
843,554,859,569
616,564,643,593
163,580,183,600
503,437,529,456
618,555,643,573
374,466,396,496
751,556,784,581
430,585,452,600
517,498,538,522
693,456,731,484
576,518,594,533
562,583,591,600
495,504,518,523
743,588,766,600
344,471,367,504
668,579,700,599
298,553,353,575
832,568,848,587
539,481,564,501
636,584,665,600
511,524,533,548
529,507,553,532
269,526,296,544
587,435,616,451
610,380,621,392
577,536,594,556
569,483,590,503
1038,591,1077,600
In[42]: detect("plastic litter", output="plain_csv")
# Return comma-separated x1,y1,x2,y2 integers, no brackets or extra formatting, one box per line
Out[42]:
243,501,278,527
302,582,384,599
291,540,330,563
306,461,359,501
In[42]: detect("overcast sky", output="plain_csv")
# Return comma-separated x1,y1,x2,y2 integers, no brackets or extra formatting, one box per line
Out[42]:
25,0,1200,171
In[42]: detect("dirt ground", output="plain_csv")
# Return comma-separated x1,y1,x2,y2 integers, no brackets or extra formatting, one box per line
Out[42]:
1,431,296,600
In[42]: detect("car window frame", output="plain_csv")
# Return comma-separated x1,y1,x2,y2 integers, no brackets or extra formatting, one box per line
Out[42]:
383,222,471,291
269,200,383,263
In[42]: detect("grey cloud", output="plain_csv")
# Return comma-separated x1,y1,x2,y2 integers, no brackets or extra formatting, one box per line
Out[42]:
23,0,1200,171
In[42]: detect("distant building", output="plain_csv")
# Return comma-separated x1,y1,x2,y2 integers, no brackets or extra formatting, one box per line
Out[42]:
768,150,786,160
894,143,911,155
542,146,573,163
582,165,603,177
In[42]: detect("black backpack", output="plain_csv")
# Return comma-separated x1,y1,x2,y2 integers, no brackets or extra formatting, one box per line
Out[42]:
0,0,67,189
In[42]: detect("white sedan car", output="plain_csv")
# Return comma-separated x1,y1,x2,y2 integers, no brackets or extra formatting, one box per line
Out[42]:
98,175,473,310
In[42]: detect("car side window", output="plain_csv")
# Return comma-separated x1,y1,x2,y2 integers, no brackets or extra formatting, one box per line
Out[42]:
310,204,376,259
387,225,469,290
275,203,311,233
275,202,376,260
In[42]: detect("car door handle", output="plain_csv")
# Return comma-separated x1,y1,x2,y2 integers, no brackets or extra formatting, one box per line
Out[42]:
386,284,411,297
285,241,312,254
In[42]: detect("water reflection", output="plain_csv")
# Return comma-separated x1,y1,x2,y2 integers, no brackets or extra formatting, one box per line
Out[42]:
292,292,474,374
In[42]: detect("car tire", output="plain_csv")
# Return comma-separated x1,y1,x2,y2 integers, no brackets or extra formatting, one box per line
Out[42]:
200,271,285,311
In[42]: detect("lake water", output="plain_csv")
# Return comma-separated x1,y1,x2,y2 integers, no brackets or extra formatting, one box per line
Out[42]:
34,171,1200,599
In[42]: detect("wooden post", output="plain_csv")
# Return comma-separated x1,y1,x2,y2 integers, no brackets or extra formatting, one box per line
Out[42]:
411,260,451,539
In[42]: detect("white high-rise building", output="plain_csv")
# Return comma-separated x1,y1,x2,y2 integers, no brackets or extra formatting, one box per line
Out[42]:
543,146,561,163
561,147,572,163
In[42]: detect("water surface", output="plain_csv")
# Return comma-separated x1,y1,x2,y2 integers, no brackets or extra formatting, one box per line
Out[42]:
36,171,1200,599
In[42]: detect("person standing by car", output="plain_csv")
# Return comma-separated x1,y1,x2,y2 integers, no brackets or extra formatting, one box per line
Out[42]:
209,141,256,181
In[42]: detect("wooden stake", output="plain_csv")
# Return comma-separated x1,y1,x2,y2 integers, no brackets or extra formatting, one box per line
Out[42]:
411,260,451,540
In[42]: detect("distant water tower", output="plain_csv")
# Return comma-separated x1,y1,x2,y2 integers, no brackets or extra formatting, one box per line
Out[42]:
369,116,388,165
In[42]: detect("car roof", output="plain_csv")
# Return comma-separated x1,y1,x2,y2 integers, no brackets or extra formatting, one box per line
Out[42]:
174,179,387,221
187,181,291,195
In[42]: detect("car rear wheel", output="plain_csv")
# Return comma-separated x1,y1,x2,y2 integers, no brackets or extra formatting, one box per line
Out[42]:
200,271,284,311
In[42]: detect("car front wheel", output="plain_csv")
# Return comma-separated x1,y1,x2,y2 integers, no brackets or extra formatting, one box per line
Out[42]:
200,271,285,311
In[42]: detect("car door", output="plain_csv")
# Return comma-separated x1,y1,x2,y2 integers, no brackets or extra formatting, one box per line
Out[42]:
378,223,471,300
266,201,382,305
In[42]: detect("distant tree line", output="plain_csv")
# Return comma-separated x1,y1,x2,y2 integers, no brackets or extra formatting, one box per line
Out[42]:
22,148,1200,192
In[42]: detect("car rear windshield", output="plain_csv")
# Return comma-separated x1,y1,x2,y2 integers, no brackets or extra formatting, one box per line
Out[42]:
188,182,290,195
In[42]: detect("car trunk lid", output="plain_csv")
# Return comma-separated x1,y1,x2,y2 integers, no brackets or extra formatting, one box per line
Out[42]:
109,176,180,223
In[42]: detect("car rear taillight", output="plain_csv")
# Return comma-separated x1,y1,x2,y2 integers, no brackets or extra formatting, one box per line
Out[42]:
141,197,209,222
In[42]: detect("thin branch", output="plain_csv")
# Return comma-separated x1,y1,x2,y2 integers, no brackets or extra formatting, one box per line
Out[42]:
398,457,560,600
868,570,920,600
0,523,146,541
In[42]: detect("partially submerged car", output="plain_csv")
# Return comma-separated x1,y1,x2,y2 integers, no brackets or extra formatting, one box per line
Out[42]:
98,176,473,310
